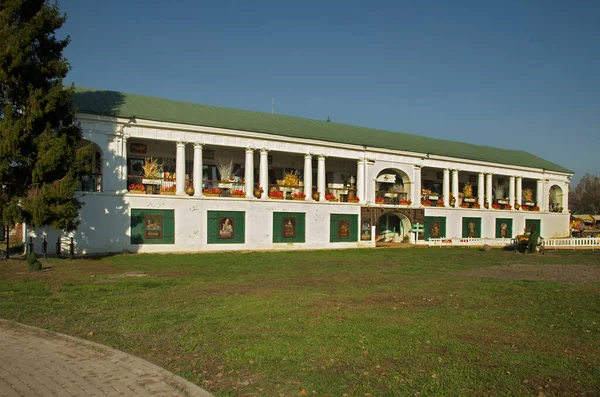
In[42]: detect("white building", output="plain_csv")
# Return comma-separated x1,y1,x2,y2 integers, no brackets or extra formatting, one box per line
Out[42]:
29,87,572,254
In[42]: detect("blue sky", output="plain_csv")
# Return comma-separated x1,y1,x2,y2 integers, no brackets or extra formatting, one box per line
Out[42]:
58,0,599,184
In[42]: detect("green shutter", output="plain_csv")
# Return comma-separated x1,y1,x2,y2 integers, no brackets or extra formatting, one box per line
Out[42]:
130,209,175,244
273,212,306,243
496,218,513,238
525,219,541,235
207,211,245,244
462,217,481,238
424,217,446,241
330,214,358,243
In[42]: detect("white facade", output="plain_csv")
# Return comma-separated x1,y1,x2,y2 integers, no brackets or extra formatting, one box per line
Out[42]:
28,112,572,255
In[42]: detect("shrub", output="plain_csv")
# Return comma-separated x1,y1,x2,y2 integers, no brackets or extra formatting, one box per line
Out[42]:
27,253,42,271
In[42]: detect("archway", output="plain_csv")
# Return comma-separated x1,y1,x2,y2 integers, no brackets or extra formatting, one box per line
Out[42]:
548,185,563,212
375,211,412,242
77,140,103,192
375,168,411,205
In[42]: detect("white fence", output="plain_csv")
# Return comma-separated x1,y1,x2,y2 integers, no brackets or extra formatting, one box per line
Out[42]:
427,237,600,249
544,237,600,249
427,238,514,247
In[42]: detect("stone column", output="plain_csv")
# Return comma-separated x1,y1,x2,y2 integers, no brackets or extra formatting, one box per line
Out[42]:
193,143,203,197
452,169,459,208
413,165,422,205
443,168,450,207
478,173,485,206
356,159,365,203
562,182,569,213
245,148,254,198
509,176,515,209
176,141,186,196
317,155,326,202
516,177,522,209
259,149,268,199
122,135,129,192
486,173,493,208
304,154,313,200
536,179,544,210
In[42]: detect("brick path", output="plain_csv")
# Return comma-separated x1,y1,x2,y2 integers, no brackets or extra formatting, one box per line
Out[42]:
0,320,213,397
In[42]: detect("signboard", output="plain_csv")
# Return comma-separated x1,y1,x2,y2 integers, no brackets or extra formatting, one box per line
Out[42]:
144,215,163,239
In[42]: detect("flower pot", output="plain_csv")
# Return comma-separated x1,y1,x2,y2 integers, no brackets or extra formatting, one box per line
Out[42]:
269,196,283,200
292,197,305,201
232,194,245,198
348,199,359,203
186,186,195,196
160,191,176,195
204,193,219,197
285,192,293,200
129,190,145,194
312,193,320,201
327,199,338,202
254,190,262,199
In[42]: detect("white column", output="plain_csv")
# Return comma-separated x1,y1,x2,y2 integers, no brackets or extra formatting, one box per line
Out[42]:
486,173,493,208
451,169,459,208
317,155,326,201
193,143,203,197
516,176,523,209
176,141,186,196
562,182,569,213
478,173,485,206
536,179,544,210
122,135,129,191
304,154,313,200
413,165,422,205
442,168,450,207
356,159,365,203
245,148,254,198
259,149,268,199
509,176,515,209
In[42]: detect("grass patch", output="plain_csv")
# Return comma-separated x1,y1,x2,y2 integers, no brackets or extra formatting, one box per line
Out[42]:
1,249,599,396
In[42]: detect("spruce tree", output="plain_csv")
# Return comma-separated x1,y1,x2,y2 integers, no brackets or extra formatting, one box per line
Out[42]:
0,0,87,231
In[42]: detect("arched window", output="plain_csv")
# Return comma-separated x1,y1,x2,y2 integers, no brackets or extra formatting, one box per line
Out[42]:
77,140,103,192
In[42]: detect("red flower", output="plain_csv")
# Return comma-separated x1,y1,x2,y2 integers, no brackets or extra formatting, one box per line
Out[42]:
269,191,283,198
231,189,245,195
292,192,306,198
129,184,144,191
325,193,336,200
203,188,220,194
375,197,385,203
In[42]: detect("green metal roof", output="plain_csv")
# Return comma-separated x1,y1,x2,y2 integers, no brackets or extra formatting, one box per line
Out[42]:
72,87,572,174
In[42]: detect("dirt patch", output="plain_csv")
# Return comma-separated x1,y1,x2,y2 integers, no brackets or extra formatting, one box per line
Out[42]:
459,264,600,284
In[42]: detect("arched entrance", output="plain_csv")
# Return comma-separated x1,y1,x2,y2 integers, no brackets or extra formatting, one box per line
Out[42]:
548,185,563,212
375,169,411,205
376,211,412,242
77,140,103,192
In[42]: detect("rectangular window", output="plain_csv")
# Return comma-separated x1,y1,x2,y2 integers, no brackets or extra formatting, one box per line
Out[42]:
273,212,305,243
131,209,174,244
330,214,358,242
207,211,245,244
462,217,481,238
496,218,513,238
424,217,446,241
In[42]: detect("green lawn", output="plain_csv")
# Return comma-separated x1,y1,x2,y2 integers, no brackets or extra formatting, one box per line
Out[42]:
1,249,599,396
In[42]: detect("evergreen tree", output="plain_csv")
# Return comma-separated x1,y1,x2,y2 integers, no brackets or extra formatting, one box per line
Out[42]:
0,0,87,231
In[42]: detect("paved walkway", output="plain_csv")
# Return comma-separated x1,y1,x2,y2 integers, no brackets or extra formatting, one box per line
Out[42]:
0,320,213,397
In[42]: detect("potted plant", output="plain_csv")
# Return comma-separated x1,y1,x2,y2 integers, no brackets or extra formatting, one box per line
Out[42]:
203,188,220,197
160,185,176,195
231,189,245,198
521,205,529,211
292,192,306,200
269,190,284,200
375,197,385,204
492,203,500,209
436,200,445,207
399,199,412,206
420,199,431,206
347,196,360,203
129,183,145,194
312,192,320,201
326,193,337,202
504,204,512,210
254,187,263,199
473,203,481,209
532,206,540,211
